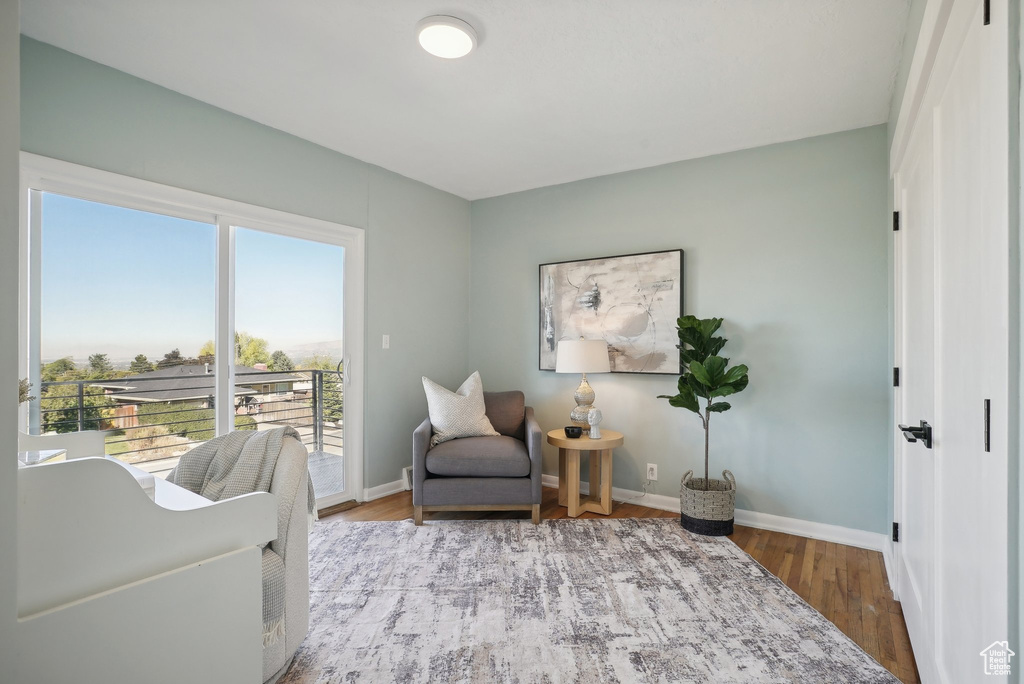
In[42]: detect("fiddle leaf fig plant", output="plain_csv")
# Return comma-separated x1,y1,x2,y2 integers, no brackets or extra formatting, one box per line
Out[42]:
658,316,749,490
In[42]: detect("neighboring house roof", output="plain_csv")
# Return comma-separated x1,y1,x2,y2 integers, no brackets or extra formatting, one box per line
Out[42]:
92,364,305,403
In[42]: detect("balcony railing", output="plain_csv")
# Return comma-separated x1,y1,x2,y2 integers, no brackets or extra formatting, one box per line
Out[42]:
30,369,343,475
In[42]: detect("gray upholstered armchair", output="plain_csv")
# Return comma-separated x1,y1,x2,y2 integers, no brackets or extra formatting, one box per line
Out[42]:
413,390,543,524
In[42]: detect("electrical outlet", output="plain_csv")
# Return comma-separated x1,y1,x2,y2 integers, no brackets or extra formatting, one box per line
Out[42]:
646,463,658,481
382,334,390,350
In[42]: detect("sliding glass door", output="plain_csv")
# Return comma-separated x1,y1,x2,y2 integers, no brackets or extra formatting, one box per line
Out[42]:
234,226,351,505
20,155,365,508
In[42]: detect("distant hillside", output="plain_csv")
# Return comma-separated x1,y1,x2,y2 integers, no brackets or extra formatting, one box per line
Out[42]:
281,339,343,360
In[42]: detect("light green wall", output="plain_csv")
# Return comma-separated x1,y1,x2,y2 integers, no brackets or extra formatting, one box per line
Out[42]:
19,37,471,489
469,126,890,533
0,0,20,664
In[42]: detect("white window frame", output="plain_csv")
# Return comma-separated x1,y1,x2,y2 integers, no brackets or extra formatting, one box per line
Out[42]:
18,153,366,507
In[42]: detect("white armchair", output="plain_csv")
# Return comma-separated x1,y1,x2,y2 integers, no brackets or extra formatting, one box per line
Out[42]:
262,433,312,683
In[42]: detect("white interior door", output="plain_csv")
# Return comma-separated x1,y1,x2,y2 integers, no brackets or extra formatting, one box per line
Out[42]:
895,112,937,683
893,1,1010,682
932,0,1009,681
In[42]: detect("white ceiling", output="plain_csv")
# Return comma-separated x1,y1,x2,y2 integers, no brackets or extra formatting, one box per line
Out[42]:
21,1,911,200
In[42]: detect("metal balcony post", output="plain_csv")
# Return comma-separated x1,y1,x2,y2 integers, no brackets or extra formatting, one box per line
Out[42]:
312,371,323,452
77,382,85,432
318,371,325,451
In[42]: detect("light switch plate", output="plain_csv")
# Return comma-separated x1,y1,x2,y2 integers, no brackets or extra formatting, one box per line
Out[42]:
382,334,390,349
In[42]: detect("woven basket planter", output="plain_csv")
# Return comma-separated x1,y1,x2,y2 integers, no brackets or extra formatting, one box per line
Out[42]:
680,469,736,536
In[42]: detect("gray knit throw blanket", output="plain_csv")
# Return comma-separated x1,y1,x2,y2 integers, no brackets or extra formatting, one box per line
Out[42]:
167,426,317,646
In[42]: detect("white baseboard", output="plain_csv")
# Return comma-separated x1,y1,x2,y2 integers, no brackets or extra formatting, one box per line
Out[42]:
362,479,405,502
733,508,888,553
882,538,898,600
539,474,888,555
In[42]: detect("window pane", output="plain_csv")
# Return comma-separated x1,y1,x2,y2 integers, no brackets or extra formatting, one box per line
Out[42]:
36,192,216,474
234,227,345,502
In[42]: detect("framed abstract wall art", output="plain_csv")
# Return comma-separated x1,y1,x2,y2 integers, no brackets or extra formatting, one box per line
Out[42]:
539,249,683,374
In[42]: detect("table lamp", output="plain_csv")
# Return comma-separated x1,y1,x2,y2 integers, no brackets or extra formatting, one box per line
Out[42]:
555,338,611,427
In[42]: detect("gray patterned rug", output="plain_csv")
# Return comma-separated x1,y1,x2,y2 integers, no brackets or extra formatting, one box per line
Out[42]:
279,519,897,683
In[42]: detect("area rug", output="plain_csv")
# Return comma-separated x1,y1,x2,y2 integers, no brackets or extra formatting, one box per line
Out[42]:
279,519,897,683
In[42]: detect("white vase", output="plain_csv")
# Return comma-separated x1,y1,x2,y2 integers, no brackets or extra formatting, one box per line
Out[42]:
587,408,602,439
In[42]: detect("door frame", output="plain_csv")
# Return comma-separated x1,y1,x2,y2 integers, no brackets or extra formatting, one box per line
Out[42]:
891,170,903,604
891,0,955,601
889,0,982,599
18,153,366,506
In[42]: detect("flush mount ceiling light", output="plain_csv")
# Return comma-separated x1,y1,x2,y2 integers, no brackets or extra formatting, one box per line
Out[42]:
417,15,477,59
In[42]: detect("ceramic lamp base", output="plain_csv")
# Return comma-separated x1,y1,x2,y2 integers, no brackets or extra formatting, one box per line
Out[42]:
570,375,596,426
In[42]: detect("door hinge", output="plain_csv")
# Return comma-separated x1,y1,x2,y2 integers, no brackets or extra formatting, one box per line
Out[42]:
984,399,991,452
892,522,899,543
984,0,990,25
892,210,900,232
893,367,900,387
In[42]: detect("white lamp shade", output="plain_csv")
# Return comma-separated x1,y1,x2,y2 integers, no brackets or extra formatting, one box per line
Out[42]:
555,340,611,374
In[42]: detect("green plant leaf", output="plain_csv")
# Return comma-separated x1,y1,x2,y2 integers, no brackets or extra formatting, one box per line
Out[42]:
726,375,749,394
710,384,737,398
707,402,732,413
700,318,723,339
702,356,727,385
722,364,748,385
686,373,710,398
689,360,711,387
664,386,700,413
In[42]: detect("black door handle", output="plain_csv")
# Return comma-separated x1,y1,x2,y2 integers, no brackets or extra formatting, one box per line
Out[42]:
898,421,932,449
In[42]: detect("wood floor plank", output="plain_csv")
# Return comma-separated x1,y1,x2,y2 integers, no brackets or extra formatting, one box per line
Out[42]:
846,548,866,649
858,549,881,667
744,528,763,557
822,542,838,625
832,544,849,635
810,540,828,615
777,552,794,589
798,538,816,600
784,537,807,594
889,606,921,683
324,486,916,681
731,526,753,549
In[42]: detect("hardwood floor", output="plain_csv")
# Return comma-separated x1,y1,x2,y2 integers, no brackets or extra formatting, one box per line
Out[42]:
322,486,920,683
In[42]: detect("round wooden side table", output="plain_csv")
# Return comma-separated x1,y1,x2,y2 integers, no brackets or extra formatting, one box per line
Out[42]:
546,429,624,517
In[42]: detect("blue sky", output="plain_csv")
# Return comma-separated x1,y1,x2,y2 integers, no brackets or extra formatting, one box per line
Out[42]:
41,193,344,364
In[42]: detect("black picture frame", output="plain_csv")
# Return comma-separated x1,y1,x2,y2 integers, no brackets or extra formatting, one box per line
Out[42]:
539,249,684,374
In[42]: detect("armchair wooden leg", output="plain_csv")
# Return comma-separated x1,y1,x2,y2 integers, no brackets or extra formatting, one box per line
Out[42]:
532,504,540,525
414,506,423,526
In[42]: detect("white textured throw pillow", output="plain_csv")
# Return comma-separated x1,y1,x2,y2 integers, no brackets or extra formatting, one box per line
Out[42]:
422,371,499,447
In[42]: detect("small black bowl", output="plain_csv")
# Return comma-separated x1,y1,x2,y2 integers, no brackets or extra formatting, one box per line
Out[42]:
564,426,583,439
